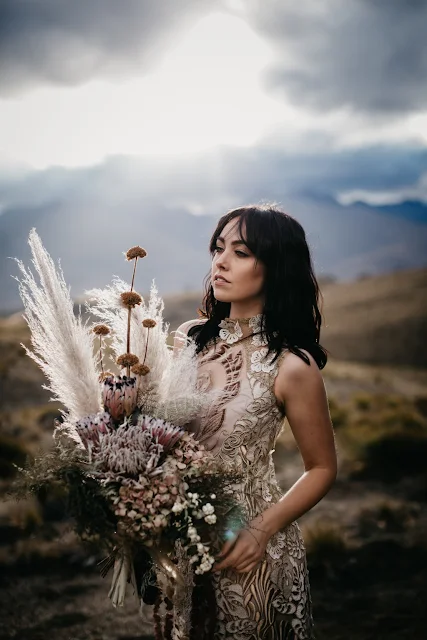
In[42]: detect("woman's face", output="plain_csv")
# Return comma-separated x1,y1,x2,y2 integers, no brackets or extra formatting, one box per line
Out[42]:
211,218,265,308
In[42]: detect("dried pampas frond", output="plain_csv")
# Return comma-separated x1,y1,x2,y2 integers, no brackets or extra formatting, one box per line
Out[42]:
13,229,101,421
149,340,219,427
85,277,216,425
85,279,171,394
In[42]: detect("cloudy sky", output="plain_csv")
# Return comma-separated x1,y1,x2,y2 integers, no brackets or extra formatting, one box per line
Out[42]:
1,0,427,311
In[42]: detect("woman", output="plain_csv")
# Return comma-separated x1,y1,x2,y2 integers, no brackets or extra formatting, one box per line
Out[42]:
172,204,337,639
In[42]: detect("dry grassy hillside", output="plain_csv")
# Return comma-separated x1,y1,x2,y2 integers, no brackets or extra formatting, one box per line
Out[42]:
1,267,427,639
163,267,427,368
321,267,427,368
1,267,425,414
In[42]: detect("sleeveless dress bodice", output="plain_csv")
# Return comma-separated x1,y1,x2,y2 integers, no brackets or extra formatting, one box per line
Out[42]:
170,315,314,640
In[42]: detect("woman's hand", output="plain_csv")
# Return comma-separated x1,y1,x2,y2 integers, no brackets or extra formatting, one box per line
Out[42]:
212,516,272,574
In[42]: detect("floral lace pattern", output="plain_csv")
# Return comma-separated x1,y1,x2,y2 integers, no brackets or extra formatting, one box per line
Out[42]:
250,347,276,373
218,319,243,344
171,315,314,639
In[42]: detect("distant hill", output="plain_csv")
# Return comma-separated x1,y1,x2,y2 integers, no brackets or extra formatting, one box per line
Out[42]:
359,200,427,225
320,266,427,368
162,268,427,369
1,267,426,392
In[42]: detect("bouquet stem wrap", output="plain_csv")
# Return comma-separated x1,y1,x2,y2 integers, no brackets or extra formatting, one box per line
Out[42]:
108,545,136,607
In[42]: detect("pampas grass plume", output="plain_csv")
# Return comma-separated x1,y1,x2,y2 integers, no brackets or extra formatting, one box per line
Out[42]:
13,229,101,420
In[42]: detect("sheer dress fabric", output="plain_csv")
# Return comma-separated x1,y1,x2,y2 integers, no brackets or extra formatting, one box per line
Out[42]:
170,315,314,640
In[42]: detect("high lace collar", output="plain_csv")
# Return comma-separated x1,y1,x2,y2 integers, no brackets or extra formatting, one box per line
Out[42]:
218,313,264,345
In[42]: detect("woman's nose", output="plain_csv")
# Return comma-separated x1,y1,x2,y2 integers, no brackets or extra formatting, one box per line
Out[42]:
215,252,229,269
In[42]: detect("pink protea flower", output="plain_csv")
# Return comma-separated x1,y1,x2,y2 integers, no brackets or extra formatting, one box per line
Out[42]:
75,411,112,449
137,415,184,453
102,375,137,421
94,423,164,476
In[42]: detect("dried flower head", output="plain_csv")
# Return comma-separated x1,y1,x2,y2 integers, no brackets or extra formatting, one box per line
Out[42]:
120,291,142,308
103,375,137,420
142,319,157,329
100,371,114,381
93,324,111,336
126,246,147,260
131,363,150,376
117,353,139,368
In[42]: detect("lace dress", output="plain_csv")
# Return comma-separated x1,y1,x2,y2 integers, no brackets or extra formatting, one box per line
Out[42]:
170,314,314,640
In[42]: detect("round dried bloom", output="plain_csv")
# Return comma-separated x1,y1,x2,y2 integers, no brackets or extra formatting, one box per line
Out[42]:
142,318,157,328
126,246,147,260
120,291,142,308
131,363,150,376
93,324,111,336
117,353,139,368
202,503,215,515
204,513,216,524
100,371,115,381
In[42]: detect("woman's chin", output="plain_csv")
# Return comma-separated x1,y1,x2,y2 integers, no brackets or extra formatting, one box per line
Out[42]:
213,289,232,303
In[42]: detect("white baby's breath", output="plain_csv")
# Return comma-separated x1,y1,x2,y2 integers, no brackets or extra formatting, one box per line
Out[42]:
204,514,217,525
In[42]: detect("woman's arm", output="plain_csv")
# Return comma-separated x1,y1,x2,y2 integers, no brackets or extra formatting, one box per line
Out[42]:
257,349,337,536
213,349,337,573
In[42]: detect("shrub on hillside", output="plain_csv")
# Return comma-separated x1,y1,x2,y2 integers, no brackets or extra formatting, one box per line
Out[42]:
337,393,427,481
350,433,427,482
414,396,427,418
0,434,28,478
352,393,371,411
356,499,420,538
304,521,347,559
328,397,348,429
303,521,347,582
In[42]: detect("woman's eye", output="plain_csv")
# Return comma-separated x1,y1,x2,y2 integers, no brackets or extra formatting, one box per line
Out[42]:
213,246,248,257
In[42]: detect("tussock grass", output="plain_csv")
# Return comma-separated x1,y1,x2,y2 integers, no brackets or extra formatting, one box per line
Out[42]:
0,434,28,479
356,499,420,538
303,520,347,564
328,397,348,428
331,392,427,481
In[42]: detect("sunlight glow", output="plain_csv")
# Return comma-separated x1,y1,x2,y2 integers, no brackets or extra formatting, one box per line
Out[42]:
0,13,284,169
337,172,427,206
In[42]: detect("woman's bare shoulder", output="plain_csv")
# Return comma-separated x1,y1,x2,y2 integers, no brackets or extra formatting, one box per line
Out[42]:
274,348,325,406
280,348,319,373
173,318,207,351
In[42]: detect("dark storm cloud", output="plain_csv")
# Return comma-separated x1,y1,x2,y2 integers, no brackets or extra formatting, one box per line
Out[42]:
0,0,209,95
241,0,427,114
2,143,426,212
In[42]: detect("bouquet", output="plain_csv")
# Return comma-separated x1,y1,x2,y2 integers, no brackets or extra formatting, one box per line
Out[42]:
12,230,244,623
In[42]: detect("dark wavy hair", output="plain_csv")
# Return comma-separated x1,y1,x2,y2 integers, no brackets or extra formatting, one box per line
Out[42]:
188,204,328,370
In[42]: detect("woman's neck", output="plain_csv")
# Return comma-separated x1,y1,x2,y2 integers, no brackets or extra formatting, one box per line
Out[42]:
228,302,264,320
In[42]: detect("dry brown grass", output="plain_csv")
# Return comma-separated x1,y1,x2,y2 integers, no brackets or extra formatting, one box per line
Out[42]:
321,266,427,367
303,520,348,557
162,266,427,368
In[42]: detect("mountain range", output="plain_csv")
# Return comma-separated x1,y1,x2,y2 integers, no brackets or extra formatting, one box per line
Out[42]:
1,155,426,314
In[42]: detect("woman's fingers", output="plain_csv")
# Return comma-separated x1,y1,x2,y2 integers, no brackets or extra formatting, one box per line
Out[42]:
214,544,258,572
235,559,257,573
213,539,237,570
213,537,248,571
213,547,240,571
216,536,237,561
